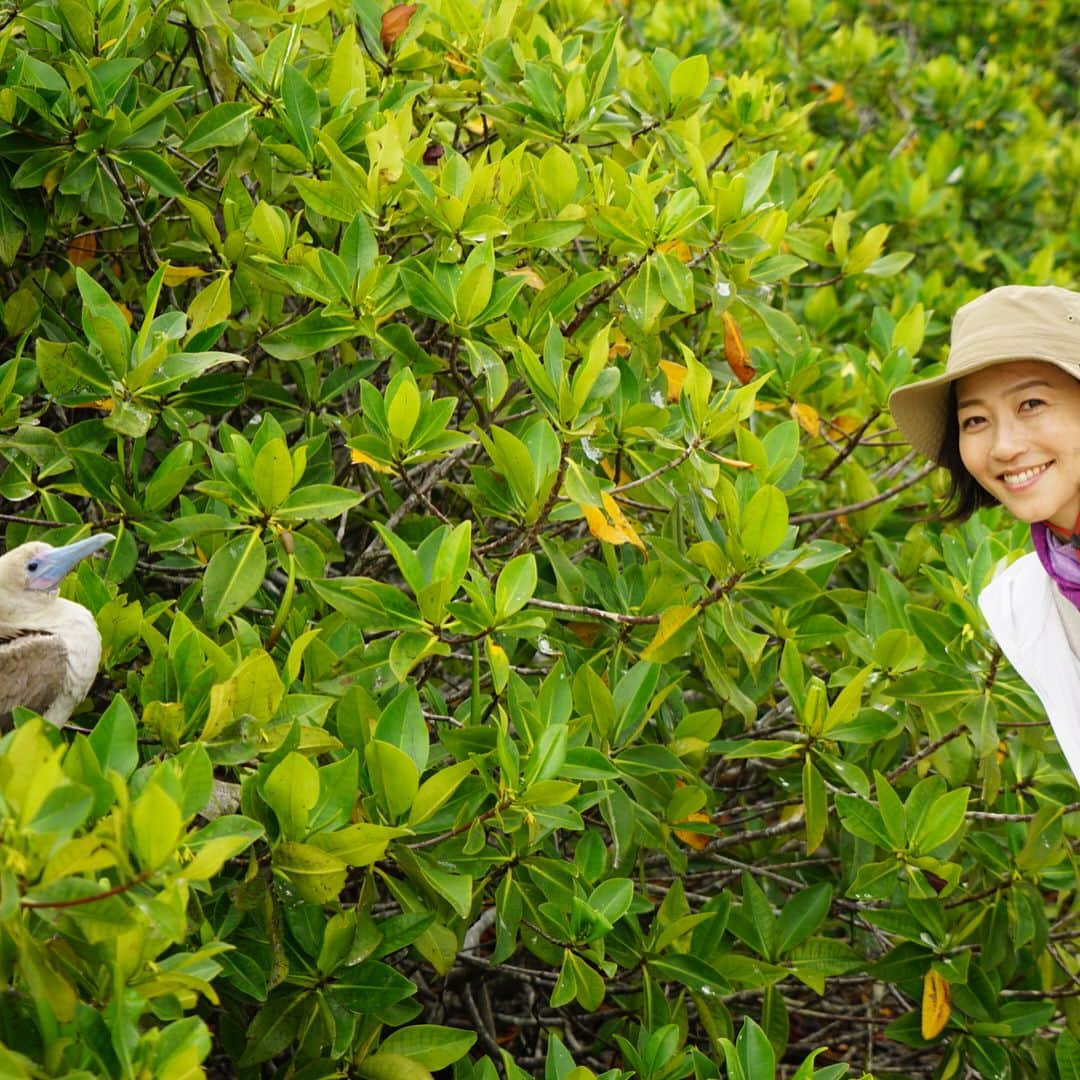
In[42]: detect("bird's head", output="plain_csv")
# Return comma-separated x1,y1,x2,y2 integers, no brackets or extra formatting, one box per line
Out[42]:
0,535,115,620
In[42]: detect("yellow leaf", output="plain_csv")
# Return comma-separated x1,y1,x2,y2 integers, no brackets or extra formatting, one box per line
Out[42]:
580,502,626,547
790,402,821,437
722,311,755,385
674,812,711,850
68,398,115,412
921,970,951,1040
506,266,545,290
601,492,646,555
825,82,846,104
641,604,696,662
116,303,133,326
161,265,208,286
43,165,63,197
600,459,632,486
659,360,687,402
350,448,395,474
446,52,471,75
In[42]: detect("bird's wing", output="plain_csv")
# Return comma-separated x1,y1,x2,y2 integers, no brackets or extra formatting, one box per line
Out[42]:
0,629,70,724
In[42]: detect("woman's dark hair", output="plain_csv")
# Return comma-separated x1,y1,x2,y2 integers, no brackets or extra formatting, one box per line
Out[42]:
938,382,1000,522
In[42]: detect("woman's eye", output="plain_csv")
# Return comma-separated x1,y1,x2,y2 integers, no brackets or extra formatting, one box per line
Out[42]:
959,415,984,431
1020,398,1046,411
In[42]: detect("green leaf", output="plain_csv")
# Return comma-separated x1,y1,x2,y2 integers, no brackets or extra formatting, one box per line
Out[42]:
110,150,186,197
202,529,267,627
88,695,138,780
252,438,294,510
274,484,361,521
495,554,537,619
408,760,475,827
737,1018,776,1079
377,1026,478,1070
272,841,348,904
131,783,183,871
741,485,789,560
365,739,420,821
182,102,257,152
263,752,320,840
909,787,968,854
260,311,360,360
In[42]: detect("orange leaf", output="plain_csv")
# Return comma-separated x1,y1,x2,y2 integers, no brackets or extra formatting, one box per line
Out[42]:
825,82,846,104
116,304,133,326
567,622,603,646
608,327,631,358
831,414,862,434
921,970,951,1040
790,402,821,437
657,239,692,263
674,812,711,850
67,234,97,266
659,360,687,402
722,311,755,385
380,3,416,49
506,267,545,290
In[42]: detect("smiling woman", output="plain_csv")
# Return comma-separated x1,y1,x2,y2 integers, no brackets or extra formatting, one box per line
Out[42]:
891,285,1080,780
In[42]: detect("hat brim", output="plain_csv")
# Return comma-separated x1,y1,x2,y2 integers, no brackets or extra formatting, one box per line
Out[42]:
889,353,1080,465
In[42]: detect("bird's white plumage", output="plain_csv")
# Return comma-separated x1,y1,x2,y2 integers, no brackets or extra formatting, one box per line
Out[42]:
0,538,111,727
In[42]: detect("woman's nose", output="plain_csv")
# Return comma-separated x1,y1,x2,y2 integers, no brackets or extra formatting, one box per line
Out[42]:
991,416,1028,460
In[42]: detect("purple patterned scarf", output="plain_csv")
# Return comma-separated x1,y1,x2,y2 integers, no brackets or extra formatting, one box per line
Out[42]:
1031,522,1080,611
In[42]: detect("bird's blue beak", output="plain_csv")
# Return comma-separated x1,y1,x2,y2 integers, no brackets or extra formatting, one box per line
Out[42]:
26,534,116,592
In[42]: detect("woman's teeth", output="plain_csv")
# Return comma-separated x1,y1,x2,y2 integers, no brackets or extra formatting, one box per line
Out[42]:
1003,464,1049,486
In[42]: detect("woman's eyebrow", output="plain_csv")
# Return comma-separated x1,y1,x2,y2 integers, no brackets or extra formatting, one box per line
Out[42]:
956,378,1053,410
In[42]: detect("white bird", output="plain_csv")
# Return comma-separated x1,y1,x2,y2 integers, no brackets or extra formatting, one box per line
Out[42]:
0,534,115,728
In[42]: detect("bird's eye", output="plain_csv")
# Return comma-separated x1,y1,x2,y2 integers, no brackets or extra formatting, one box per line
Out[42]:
26,561,39,572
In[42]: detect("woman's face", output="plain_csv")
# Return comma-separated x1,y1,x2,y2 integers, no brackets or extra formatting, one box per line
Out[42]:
956,360,1080,531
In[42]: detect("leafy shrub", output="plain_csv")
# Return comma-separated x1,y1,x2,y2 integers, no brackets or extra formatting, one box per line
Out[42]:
0,0,1077,1076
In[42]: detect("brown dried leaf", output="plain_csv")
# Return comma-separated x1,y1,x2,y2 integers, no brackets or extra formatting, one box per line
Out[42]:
67,233,97,266
381,3,416,49
722,311,755,385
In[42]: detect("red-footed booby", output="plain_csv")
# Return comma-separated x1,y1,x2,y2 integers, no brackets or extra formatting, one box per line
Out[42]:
0,534,115,728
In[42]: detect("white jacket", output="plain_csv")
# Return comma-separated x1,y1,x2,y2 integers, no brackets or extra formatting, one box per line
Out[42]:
978,551,1080,782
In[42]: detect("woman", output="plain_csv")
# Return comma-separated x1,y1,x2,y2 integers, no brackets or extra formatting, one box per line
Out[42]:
889,284,1080,782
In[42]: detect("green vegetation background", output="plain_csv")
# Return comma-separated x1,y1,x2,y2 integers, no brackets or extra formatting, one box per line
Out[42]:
0,0,1078,1076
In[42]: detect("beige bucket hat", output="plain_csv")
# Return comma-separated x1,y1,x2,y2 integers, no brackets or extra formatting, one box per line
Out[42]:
889,284,1080,463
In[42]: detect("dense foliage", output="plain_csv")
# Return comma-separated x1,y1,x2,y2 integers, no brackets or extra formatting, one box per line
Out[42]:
0,0,1078,1076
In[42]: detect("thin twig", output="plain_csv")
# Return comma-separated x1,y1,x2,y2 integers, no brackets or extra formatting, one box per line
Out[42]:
791,462,936,523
